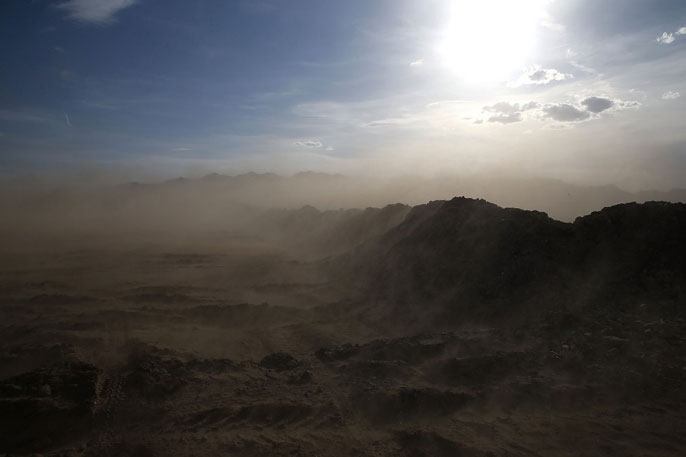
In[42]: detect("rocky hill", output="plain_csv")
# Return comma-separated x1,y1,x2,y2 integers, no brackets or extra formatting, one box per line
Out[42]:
334,198,686,324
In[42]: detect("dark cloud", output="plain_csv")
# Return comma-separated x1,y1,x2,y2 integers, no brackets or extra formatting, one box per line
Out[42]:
483,96,637,125
484,102,520,115
521,101,541,111
542,104,591,122
488,113,522,124
581,96,615,113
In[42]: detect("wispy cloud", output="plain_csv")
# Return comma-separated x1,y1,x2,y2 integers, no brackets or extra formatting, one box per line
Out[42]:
294,140,323,149
64,112,72,127
409,58,424,67
565,50,600,76
57,0,138,24
662,91,681,100
0,109,52,124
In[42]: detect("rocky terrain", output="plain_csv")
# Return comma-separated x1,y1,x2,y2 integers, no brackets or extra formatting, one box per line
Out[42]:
1,196,685,456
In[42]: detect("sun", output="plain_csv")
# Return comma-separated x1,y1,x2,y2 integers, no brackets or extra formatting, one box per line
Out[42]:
437,0,545,84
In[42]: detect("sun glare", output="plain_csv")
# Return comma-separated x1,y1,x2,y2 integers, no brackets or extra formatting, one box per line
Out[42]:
438,0,544,84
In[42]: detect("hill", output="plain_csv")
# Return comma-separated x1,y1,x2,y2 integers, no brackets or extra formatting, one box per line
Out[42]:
333,198,686,325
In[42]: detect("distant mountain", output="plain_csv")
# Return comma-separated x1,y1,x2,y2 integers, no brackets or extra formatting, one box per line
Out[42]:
114,172,686,222
334,198,686,324
2,171,686,234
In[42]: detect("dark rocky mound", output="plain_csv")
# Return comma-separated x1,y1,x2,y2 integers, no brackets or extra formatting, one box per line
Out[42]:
337,198,686,322
353,387,473,423
183,303,308,327
125,350,193,399
315,333,454,364
0,360,100,453
259,352,301,372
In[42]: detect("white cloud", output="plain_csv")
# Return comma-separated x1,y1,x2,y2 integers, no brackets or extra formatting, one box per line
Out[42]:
657,32,676,44
57,0,138,24
410,58,424,67
662,91,681,100
294,140,323,149
656,26,686,44
509,65,571,87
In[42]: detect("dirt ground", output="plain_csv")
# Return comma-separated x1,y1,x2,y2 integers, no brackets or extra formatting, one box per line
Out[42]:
1,230,685,457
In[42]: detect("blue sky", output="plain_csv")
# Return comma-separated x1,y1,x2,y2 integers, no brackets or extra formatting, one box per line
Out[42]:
2,0,686,188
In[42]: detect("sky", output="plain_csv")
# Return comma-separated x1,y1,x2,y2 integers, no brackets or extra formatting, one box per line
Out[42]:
1,0,686,189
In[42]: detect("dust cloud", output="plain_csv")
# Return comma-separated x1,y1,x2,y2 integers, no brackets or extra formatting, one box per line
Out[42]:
1,170,685,456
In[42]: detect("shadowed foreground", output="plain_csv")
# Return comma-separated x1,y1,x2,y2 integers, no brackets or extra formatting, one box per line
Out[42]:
1,197,685,457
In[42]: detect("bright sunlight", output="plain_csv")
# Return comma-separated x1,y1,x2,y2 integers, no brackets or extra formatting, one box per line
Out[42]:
438,0,546,83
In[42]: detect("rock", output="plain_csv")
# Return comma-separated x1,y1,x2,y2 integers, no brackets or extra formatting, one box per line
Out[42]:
39,384,51,397
315,344,359,362
259,352,300,372
125,353,191,398
289,370,312,385
0,361,100,453
260,352,300,371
